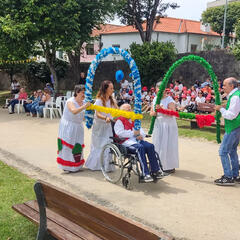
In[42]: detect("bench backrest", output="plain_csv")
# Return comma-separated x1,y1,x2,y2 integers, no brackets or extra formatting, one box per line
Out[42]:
197,102,215,112
35,181,161,240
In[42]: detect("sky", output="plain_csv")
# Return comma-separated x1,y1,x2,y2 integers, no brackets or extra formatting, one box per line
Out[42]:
165,0,210,21
110,0,210,24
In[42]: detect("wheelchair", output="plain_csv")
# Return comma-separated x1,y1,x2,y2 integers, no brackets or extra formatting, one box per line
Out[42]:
100,121,164,189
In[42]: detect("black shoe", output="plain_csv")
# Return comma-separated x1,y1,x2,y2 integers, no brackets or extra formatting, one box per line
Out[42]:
214,176,235,186
233,176,240,184
153,171,164,179
9,112,14,114
163,168,175,174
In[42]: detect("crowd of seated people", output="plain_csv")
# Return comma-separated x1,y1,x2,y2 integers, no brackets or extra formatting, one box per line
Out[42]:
116,77,230,114
3,82,54,117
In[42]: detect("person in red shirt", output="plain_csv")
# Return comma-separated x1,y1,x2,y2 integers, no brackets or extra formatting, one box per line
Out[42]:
7,87,28,114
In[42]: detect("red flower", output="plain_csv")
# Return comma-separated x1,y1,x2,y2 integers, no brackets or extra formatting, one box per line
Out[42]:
196,115,215,128
156,108,180,118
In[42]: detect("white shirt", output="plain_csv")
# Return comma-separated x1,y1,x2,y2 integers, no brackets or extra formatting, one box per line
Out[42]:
181,99,188,108
152,96,174,109
121,80,129,89
196,96,205,103
114,119,145,147
178,84,183,92
220,88,240,120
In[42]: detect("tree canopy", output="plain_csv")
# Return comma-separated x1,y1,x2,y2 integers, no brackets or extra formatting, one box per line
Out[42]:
116,0,178,42
0,0,116,91
129,41,177,87
202,2,240,44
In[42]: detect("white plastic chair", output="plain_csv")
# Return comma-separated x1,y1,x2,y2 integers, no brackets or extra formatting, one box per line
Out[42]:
66,91,72,99
16,99,25,114
8,99,25,114
52,97,63,118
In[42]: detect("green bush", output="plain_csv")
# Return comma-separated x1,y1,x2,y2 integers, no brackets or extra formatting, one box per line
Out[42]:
232,41,240,61
129,41,177,88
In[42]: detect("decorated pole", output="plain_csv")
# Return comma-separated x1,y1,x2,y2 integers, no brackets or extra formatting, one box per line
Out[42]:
148,54,222,143
84,47,142,130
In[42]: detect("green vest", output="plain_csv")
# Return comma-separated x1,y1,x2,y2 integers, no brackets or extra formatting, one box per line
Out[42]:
225,90,240,134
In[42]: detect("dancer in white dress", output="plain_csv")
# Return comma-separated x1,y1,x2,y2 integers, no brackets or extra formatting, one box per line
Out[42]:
150,82,179,173
85,80,118,171
57,85,91,172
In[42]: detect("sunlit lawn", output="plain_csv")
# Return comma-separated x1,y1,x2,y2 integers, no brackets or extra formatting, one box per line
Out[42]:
0,161,37,240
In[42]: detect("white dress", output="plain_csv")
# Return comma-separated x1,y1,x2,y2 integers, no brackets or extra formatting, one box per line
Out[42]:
57,97,85,172
85,98,114,171
152,96,179,170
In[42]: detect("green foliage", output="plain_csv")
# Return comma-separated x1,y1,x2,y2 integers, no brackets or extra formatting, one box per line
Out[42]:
25,59,68,84
232,41,240,60
0,161,37,239
202,2,240,44
0,0,116,91
236,19,240,40
129,41,177,87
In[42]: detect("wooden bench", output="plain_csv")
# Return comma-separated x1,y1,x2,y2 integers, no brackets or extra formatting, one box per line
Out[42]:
196,102,215,114
12,181,172,240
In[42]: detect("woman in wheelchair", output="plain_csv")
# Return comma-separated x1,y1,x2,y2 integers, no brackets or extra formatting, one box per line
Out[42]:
114,104,163,183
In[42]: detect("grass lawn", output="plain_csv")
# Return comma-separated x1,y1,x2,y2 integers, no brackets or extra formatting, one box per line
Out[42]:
0,161,37,240
141,113,225,142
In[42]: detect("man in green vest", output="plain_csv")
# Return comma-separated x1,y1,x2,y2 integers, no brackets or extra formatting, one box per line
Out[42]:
214,77,240,186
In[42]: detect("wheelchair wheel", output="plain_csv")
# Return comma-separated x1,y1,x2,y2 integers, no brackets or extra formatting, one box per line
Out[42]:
100,143,123,183
122,174,132,190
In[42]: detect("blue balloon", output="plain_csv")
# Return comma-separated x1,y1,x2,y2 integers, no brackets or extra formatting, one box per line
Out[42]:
115,70,124,83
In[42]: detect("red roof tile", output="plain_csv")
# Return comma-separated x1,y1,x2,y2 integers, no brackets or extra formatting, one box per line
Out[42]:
101,17,220,36
91,24,123,37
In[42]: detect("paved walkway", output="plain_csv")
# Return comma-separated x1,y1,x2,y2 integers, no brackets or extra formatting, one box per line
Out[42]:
0,109,240,240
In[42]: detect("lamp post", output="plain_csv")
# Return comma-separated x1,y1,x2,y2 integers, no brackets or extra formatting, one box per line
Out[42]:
221,0,228,49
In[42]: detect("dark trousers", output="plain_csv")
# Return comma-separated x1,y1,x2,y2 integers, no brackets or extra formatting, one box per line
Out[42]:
24,103,32,113
132,140,160,176
8,99,19,113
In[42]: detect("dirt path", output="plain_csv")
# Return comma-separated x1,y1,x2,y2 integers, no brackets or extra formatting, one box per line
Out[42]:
0,109,239,240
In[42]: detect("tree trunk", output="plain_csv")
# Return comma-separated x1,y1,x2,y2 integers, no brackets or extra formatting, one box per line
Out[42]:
40,40,59,95
67,49,81,85
145,0,159,42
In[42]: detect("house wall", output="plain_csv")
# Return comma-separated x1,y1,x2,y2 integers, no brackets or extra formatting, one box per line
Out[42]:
101,32,221,59
188,34,221,52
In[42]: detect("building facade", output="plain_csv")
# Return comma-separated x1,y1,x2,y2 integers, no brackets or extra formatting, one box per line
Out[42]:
100,17,221,61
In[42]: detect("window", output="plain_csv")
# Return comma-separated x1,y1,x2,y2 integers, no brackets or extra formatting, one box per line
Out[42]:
112,44,120,48
191,44,198,52
58,51,63,59
86,44,94,55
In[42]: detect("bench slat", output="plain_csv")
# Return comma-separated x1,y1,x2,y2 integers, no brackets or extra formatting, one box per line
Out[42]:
25,200,102,240
12,202,86,240
41,181,163,240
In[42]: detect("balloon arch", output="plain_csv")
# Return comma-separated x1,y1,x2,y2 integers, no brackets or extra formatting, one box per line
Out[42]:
148,55,222,143
84,47,142,131
84,48,222,143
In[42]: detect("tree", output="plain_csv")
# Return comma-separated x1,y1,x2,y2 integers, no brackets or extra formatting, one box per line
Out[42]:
202,2,240,45
0,0,116,92
66,0,117,84
232,20,240,60
129,41,177,87
116,0,178,42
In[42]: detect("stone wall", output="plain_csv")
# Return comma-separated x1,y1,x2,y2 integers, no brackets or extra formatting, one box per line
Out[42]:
171,50,240,87
0,50,239,91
